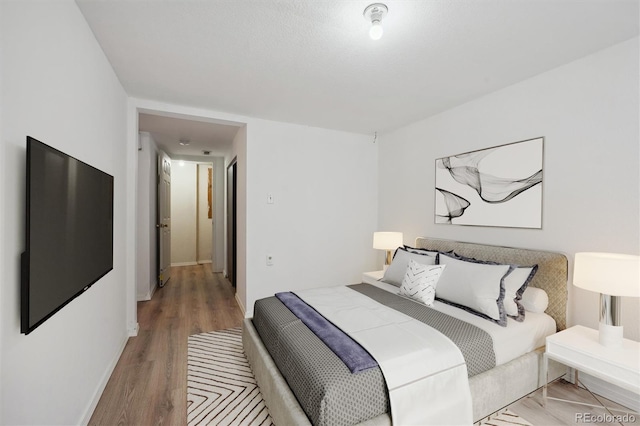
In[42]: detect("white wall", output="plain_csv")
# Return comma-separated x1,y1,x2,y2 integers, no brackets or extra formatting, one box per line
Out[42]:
128,100,379,319
0,1,129,424
171,161,198,265
168,161,214,266
137,132,158,300
0,3,5,417
243,119,378,316
378,37,640,409
378,37,640,338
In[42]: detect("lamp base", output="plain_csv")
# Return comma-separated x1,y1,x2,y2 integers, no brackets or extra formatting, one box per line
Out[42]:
382,249,393,272
599,322,623,347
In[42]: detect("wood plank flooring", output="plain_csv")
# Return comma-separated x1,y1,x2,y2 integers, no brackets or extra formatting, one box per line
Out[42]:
89,265,243,426
508,379,639,425
90,265,638,425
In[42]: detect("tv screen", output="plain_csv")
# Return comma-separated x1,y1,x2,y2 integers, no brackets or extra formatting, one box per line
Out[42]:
21,136,114,334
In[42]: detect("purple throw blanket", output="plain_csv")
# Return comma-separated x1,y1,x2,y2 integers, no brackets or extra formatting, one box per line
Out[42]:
275,291,378,373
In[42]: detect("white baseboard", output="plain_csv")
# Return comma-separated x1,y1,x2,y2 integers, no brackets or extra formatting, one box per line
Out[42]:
578,372,640,412
79,331,129,425
137,282,158,302
235,293,246,317
128,322,139,337
171,261,198,267
197,259,212,264
149,282,157,299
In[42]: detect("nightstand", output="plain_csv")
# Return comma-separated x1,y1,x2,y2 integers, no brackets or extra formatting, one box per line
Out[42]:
542,325,640,413
362,270,384,285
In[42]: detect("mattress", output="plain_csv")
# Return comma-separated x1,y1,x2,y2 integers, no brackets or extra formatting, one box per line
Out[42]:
368,279,557,365
252,283,507,426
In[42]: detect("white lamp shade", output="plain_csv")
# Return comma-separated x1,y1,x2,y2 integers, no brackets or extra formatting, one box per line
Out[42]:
573,252,640,297
373,232,403,250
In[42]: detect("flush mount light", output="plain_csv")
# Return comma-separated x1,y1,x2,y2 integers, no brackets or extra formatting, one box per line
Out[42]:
179,138,190,146
363,3,388,40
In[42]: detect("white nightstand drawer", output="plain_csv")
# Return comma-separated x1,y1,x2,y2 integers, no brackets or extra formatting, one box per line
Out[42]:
545,325,640,394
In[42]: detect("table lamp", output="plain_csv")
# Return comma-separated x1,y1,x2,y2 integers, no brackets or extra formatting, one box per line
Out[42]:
373,232,403,270
573,252,640,347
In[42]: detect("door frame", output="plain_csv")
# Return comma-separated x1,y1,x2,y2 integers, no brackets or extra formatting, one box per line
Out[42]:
128,101,247,336
226,157,237,288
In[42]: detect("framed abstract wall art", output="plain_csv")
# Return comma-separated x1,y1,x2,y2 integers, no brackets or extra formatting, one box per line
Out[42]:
435,137,543,229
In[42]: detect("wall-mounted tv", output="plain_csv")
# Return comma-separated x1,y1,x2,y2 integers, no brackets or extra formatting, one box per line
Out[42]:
21,136,114,334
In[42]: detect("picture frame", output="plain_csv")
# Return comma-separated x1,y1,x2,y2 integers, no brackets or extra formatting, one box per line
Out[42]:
434,137,544,228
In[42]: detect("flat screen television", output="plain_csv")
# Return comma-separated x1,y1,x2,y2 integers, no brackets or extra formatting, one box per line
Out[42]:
21,136,114,334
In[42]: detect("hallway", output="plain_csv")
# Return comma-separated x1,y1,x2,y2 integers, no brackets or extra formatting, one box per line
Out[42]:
90,265,243,425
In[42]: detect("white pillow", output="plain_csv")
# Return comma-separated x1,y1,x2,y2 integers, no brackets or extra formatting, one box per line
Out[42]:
503,265,538,321
437,253,510,326
382,248,436,287
520,287,548,313
398,260,445,306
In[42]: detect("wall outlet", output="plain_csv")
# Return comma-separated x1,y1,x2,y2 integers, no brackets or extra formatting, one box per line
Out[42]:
266,254,274,266
267,194,274,204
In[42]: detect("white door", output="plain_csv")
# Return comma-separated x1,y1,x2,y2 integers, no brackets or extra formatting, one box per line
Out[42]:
157,151,172,287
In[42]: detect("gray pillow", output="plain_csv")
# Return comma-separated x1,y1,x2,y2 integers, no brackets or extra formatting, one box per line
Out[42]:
381,248,437,287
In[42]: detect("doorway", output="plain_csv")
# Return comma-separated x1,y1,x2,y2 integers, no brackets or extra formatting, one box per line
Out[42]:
135,110,244,305
227,157,237,288
167,160,215,267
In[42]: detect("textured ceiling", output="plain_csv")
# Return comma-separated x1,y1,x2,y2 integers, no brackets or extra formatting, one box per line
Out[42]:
77,0,638,140
138,113,240,159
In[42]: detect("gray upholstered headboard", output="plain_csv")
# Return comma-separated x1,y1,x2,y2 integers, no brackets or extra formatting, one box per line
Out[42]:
415,237,568,331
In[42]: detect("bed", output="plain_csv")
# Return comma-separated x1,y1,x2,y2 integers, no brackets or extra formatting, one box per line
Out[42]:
242,237,569,425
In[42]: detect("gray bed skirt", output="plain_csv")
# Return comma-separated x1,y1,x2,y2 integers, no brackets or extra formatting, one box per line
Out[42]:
243,318,565,425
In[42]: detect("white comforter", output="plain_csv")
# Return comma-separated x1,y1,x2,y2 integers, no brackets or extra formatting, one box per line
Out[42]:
295,285,473,426
369,279,557,365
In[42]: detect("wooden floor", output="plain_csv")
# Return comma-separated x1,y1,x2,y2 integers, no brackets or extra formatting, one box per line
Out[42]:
90,265,637,425
508,379,639,425
89,265,243,426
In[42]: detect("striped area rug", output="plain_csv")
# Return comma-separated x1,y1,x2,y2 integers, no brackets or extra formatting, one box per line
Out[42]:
187,327,273,426
188,328,533,426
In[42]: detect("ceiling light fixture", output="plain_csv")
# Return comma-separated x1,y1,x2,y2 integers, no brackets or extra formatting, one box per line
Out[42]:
363,3,388,40
179,138,190,146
